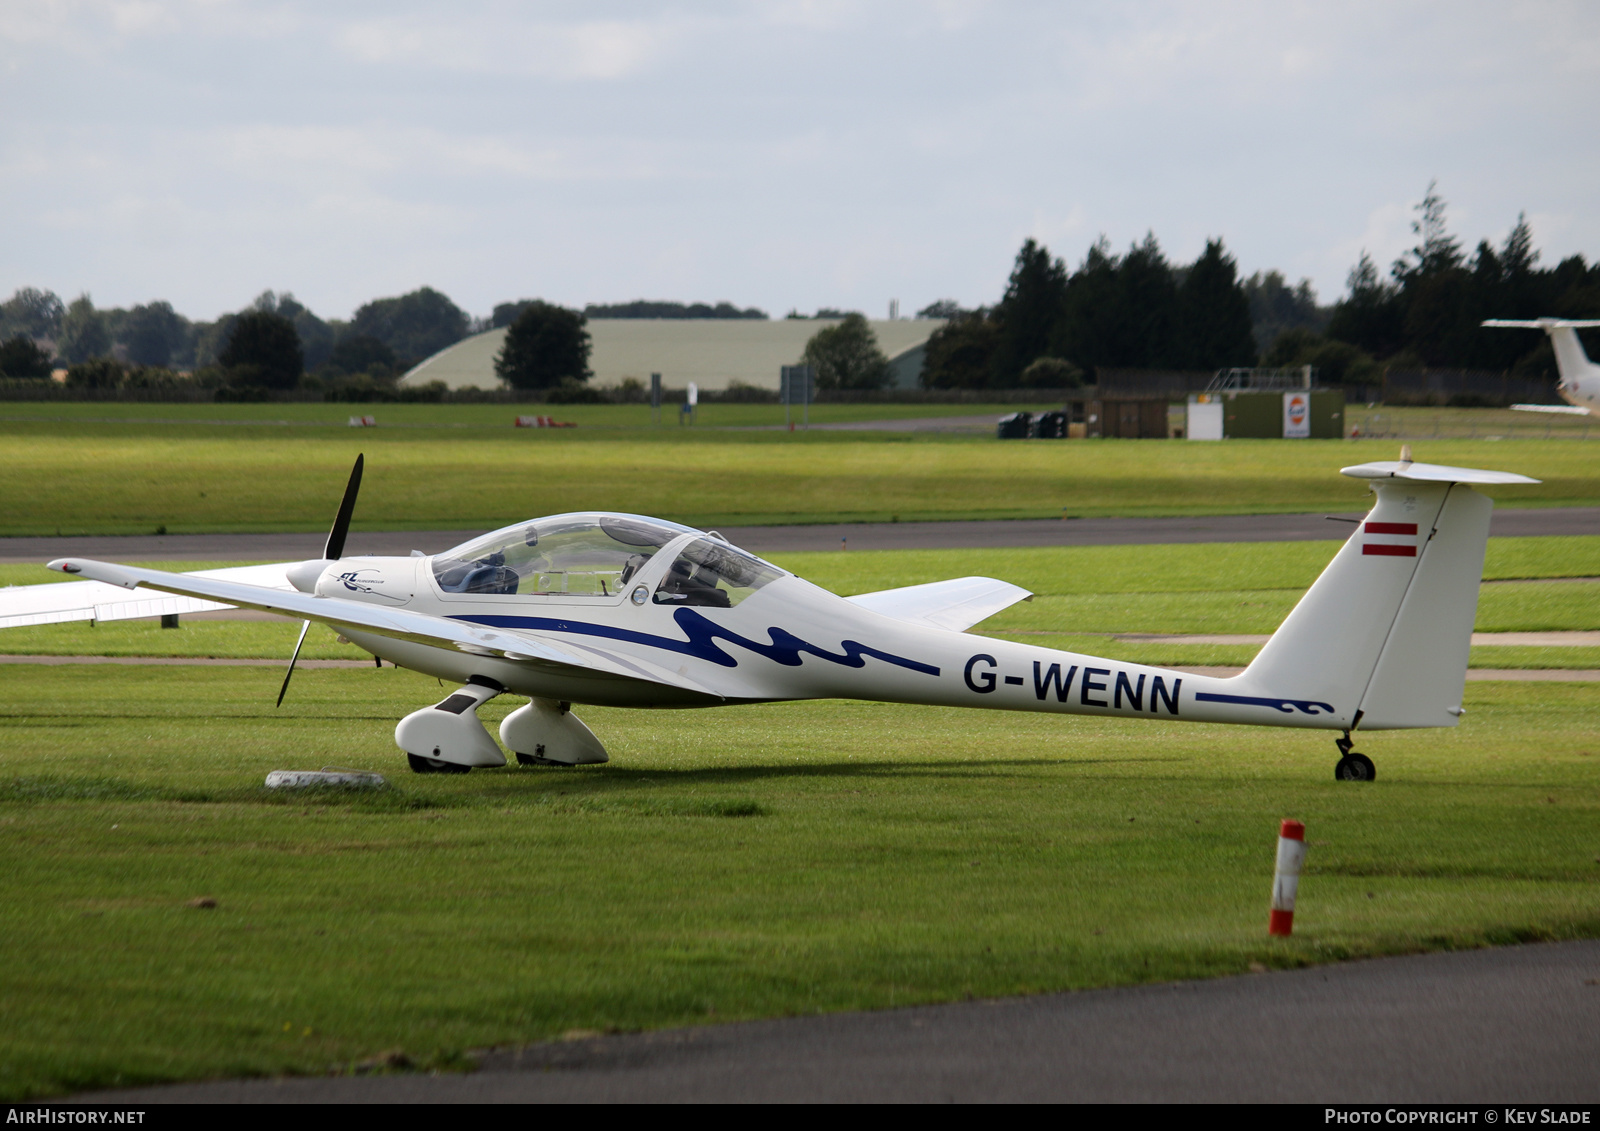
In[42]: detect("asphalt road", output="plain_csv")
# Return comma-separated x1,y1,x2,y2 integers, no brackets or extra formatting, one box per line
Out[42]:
5,506,1599,563
76,940,1600,1103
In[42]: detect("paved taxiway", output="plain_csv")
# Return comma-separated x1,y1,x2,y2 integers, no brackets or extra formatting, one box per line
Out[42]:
4,505,1599,564
78,940,1600,1103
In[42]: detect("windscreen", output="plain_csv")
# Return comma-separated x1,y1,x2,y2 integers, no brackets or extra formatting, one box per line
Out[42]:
653,538,785,608
433,513,696,596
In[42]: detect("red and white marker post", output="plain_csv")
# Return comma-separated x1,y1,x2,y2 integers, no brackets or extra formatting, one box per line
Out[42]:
1268,819,1306,937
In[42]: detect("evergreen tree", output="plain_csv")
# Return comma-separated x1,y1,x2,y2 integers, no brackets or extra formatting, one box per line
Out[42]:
989,239,1068,385
802,313,892,390
1242,271,1326,353
1327,252,1405,359
1054,237,1120,372
1176,238,1257,369
1392,180,1463,281
1501,213,1538,276
1111,234,1179,367
495,301,591,390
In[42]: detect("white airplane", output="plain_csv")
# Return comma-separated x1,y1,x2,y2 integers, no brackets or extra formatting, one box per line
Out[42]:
1482,318,1600,415
0,453,1536,782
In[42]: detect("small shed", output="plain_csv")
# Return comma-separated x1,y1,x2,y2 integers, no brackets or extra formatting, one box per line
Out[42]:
1062,396,1170,439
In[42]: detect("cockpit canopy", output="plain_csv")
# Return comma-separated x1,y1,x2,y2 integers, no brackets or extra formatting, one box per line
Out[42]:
430,513,785,605
651,537,785,608
433,513,697,596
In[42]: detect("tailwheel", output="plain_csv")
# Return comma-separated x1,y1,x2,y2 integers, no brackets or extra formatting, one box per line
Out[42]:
407,753,471,775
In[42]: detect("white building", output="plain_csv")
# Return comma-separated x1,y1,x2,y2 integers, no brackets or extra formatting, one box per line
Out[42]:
399,318,943,392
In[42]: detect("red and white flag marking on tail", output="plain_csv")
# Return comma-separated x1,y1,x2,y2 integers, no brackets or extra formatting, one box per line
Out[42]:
1362,521,1417,557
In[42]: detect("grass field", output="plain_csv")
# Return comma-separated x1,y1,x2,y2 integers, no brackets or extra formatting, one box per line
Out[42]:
0,665,1595,1099
0,400,1034,429
2,405,1598,1098
2,403,1597,533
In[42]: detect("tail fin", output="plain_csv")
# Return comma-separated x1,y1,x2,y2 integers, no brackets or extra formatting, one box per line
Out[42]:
1238,455,1538,731
1482,318,1600,389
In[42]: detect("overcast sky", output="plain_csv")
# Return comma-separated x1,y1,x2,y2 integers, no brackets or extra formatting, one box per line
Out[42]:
3,1,1597,323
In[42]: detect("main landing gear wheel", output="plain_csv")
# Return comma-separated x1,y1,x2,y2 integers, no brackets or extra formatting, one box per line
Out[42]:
1334,733,1375,781
407,753,471,775
1337,729,1376,783
1335,754,1375,781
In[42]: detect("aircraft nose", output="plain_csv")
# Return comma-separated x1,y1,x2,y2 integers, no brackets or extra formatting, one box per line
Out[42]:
286,559,332,593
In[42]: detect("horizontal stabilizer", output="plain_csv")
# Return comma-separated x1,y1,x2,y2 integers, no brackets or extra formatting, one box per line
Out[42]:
1511,403,1590,415
1482,319,1600,329
1341,460,1540,485
847,576,1032,632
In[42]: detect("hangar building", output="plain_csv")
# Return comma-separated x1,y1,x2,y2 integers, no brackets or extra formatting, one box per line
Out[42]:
398,318,944,393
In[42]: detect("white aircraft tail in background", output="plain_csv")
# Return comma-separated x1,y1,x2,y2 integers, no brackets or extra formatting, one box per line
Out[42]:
1482,318,1600,415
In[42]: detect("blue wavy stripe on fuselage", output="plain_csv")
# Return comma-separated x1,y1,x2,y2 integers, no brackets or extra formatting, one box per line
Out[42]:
1193,692,1337,716
452,607,941,676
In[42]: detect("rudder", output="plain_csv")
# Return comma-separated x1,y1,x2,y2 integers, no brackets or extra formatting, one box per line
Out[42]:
1236,456,1535,732
1356,485,1491,728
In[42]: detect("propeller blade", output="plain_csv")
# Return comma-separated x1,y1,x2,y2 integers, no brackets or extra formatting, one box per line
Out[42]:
323,453,365,561
276,619,312,708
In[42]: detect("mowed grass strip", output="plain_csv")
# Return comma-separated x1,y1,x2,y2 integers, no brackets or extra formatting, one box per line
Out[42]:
0,664,1595,1099
4,537,1596,595
1,421,1593,534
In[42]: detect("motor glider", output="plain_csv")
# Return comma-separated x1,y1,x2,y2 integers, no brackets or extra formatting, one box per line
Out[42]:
1,451,1537,781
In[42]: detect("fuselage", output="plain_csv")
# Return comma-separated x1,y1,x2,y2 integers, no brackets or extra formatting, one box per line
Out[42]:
1550,325,1600,413
298,525,1350,732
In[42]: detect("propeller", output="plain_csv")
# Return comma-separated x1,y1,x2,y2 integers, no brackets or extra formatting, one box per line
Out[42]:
278,454,364,708
276,619,312,708
323,452,363,561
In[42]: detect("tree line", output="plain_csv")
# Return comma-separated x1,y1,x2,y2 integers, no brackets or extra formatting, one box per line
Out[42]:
0,285,474,394
917,183,1600,391
1299,183,1600,381
917,235,1260,389
9,181,1595,396
0,286,775,395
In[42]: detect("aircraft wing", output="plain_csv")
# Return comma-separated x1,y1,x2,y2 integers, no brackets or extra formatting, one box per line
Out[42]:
43,558,721,699
0,563,294,629
846,576,1033,632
